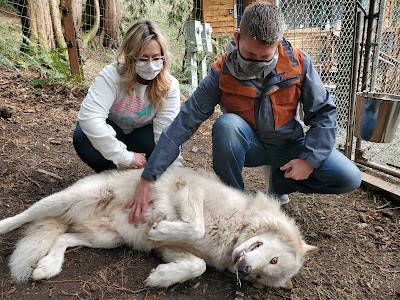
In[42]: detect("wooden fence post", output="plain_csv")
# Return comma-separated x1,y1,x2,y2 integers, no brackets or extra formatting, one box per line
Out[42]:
60,0,81,77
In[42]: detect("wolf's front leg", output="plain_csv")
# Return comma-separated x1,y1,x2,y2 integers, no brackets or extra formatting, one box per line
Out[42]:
145,247,206,287
148,185,205,242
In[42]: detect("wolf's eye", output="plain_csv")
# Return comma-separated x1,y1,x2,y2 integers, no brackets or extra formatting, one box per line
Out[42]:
270,257,278,264
256,275,261,279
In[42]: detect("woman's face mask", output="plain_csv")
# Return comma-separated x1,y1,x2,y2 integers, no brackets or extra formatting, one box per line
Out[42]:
135,57,164,81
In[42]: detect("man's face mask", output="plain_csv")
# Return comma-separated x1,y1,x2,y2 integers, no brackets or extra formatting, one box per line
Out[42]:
135,57,164,81
237,42,278,79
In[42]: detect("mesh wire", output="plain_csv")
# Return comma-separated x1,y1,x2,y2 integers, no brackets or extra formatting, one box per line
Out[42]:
0,0,399,170
355,0,400,169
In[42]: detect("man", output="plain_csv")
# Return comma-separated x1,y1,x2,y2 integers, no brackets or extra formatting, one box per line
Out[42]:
126,2,361,224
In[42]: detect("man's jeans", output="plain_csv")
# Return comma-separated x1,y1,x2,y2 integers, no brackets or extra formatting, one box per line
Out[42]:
73,120,155,173
212,113,361,194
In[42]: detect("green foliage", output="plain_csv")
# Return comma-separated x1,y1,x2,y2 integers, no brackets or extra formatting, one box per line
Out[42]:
167,0,193,27
0,0,15,9
0,29,71,78
0,0,227,86
120,0,192,31
119,0,192,82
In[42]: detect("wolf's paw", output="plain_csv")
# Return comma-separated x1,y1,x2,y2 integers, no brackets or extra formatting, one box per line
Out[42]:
0,219,18,234
145,264,175,287
147,221,171,241
32,255,63,280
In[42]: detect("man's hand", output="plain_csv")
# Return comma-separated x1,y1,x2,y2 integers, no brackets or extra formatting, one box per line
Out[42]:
280,159,314,180
126,177,153,225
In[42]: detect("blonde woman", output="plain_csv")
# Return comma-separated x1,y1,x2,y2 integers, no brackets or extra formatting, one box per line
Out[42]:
73,20,182,173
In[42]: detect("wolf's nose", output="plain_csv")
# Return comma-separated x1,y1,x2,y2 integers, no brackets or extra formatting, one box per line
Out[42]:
238,265,252,275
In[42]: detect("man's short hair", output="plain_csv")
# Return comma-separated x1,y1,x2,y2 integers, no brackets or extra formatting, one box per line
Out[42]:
239,2,285,44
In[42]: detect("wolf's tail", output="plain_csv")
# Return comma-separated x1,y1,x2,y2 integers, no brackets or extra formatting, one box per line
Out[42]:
9,218,68,282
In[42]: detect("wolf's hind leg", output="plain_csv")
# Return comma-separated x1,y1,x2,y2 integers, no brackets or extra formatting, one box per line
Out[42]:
32,230,124,281
0,190,73,234
145,247,206,287
148,186,205,242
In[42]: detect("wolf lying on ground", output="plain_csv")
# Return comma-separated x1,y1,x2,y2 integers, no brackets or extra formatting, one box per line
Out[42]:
0,166,317,289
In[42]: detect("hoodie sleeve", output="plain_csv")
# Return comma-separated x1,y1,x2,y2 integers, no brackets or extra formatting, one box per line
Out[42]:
299,54,338,169
77,64,134,167
142,67,222,180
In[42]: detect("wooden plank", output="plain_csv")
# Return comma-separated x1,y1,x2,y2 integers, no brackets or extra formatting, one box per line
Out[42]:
204,4,234,11
361,172,400,204
203,0,233,6
204,15,235,22
204,10,234,17
202,0,236,38
60,0,81,77
212,21,235,28
213,27,235,33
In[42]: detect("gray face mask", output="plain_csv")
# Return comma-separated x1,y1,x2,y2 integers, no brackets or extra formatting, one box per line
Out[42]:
225,41,278,80
237,47,278,79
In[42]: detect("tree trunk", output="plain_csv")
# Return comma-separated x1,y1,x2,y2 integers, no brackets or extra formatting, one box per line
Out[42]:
49,0,67,49
101,0,121,49
26,0,55,50
72,0,83,30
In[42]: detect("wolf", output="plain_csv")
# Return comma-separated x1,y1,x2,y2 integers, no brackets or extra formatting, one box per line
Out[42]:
0,166,317,289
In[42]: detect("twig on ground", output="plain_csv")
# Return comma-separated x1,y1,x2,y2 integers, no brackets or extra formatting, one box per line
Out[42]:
47,279,150,294
28,129,39,143
371,207,400,212
37,168,63,180
376,203,390,210
65,246,83,254
20,169,41,188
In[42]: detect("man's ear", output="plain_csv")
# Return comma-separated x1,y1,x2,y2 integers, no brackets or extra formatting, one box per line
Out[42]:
233,31,239,44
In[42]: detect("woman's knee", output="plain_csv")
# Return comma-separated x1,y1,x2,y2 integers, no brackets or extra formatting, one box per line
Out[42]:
72,123,88,148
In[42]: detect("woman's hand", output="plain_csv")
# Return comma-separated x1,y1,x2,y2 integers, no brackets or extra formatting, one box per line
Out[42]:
126,177,154,225
130,152,147,169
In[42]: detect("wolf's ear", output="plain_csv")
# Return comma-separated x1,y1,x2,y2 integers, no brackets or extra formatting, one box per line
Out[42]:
302,241,318,255
281,278,293,290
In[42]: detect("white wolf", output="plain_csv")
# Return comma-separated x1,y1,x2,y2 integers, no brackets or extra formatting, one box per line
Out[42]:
0,166,317,289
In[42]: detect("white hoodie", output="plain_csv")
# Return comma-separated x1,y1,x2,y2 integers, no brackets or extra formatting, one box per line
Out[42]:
77,63,182,167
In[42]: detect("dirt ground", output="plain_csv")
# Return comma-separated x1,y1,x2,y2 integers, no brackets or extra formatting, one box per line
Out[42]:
0,66,399,300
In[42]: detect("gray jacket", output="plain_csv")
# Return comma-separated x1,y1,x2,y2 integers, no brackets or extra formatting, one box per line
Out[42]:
142,38,337,180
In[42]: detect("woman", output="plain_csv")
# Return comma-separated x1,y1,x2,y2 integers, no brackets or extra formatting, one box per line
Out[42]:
73,20,182,172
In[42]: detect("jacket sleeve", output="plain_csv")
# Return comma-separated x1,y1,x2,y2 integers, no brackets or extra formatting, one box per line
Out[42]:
298,54,338,169
152,75,183,166
152,76,181,144
142,67,222,180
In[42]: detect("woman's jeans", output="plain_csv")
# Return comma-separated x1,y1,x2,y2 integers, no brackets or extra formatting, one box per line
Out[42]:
212,113,361,194
73,120,155,173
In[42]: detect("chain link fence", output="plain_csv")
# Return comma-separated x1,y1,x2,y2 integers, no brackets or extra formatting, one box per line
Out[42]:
0,0,399,173
351,0,400,172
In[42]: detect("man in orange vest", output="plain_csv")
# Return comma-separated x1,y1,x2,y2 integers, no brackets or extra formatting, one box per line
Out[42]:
127,2,361,224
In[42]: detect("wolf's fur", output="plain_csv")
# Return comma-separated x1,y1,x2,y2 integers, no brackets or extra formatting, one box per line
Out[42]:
0,167,317,288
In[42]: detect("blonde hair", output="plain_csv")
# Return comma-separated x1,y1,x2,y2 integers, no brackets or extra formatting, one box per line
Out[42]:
115,20,171,106
240,2,285,44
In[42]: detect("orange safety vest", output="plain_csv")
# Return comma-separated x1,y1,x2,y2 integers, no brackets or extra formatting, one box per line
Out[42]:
213,42,305,129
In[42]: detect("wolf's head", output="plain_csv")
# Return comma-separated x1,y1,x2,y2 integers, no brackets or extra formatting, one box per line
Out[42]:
232,194,317,289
